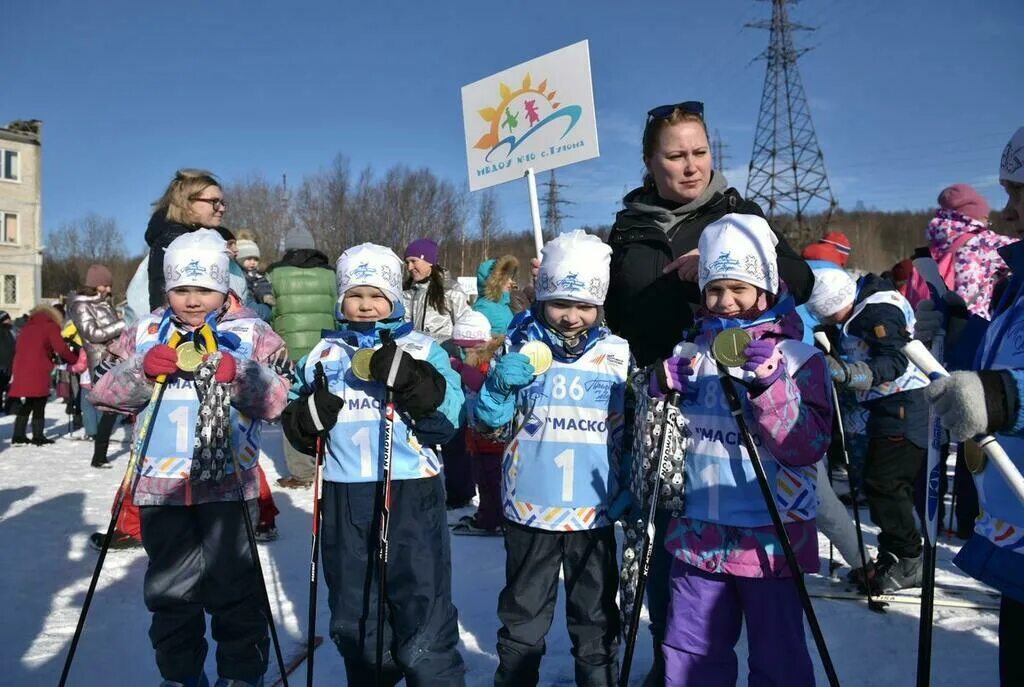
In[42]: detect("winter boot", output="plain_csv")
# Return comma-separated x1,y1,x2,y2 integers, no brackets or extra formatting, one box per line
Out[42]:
640,641,665,687
32,436,56,446
214,677,263,687
89,531,141,551
872,551,923,593
451,514,503,536
11,435,31,446
159,672,209,687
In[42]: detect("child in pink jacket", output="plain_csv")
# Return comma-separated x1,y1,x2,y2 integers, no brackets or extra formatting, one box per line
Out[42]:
650,214,833,687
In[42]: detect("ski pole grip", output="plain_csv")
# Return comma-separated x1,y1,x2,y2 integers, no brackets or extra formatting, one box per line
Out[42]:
155,332,183,385
813,331,831,355
314,361,327,391
904,339,1024,507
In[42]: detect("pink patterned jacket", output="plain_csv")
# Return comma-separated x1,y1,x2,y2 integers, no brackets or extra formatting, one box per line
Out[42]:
927,208,1016,320
89,303,289,506
664,305,832,578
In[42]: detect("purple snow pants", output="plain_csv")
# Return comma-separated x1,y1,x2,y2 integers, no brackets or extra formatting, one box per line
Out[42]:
663,559,814,687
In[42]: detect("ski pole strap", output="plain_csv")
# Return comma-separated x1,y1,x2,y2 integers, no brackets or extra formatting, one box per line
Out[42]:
386,347,403,389
310,362,329,435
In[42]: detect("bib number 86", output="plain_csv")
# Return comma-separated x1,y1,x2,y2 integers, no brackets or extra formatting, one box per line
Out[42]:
551,374,585,401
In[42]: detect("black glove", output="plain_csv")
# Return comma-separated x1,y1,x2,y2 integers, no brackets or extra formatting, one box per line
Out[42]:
370,340,446,420
282,387,343,455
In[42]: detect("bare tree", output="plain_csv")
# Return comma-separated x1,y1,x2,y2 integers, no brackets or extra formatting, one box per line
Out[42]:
222,175,294,264
478,189,503,260
43,214,139,297
295,154,352,261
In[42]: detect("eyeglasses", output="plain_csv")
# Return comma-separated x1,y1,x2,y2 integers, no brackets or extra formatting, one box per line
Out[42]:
646,101,705,122
192,197,227,210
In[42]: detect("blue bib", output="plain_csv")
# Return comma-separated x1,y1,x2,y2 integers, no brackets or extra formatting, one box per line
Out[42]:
503,335,628,531
302,331,442,483
681,338,821,527
972,300,1024,552
133,316,262,480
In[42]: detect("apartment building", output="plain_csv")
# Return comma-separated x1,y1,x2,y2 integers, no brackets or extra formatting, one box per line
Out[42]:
0,119,42,319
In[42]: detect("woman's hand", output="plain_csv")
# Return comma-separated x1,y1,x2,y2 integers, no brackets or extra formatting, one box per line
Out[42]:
662,249,700,283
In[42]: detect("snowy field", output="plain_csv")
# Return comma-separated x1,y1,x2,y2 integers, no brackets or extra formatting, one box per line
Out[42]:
0,402,1000,686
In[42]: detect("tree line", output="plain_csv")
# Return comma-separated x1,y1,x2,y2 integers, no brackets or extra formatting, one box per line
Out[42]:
41,155,1016,301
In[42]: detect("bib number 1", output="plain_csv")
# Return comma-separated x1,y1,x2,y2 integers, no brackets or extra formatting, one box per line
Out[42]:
554,448,575,502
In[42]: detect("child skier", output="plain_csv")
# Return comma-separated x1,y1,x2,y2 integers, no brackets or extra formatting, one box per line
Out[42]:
653,214,832,687
475,230,627,686
90,229,290,687
448,309,505,536
805,265,931,593
281,243,466,686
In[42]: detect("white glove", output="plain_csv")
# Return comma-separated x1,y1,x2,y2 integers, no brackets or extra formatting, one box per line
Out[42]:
926,372,988,441
914,300,943,346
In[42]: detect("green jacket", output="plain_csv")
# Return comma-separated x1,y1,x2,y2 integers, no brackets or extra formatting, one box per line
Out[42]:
268,249,338,361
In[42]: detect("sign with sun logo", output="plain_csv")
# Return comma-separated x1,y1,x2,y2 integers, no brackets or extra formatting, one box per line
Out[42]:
461,40,599,191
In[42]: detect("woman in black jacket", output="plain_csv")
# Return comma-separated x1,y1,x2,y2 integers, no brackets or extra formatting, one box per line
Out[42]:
145,169,226,311
606,101,813,687
606,101,813,368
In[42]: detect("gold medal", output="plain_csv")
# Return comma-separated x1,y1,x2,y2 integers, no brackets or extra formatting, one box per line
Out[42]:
711,328,752,368
964,439,987,475
351,348,375,382
519,340,553,375
176,342,206,372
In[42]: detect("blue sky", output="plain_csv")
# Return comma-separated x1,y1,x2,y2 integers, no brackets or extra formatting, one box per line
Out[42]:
4,0,1022,255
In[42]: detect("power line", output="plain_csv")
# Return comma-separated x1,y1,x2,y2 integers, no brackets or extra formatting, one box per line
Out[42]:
746,0,837,246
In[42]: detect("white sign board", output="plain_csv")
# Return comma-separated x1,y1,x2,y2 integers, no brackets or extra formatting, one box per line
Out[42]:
461,40,600,191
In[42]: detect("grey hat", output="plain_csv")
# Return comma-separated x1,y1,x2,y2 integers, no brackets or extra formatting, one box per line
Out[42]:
286,226,316,251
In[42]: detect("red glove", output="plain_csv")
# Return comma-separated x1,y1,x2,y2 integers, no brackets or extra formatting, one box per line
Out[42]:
212,353,237,383
143,345,178,380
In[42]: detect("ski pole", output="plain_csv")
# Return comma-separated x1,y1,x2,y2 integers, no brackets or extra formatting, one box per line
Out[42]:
306,362,328,687
201,325,290,687
716,365,841,687
619,390,680,687
916,318,953,687
59,330,182,687
375,331,400,686
903,340,1024,506
813,332,887,614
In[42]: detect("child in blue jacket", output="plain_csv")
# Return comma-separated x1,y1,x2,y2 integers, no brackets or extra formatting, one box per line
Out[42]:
476,230,629,687
282,243,466,686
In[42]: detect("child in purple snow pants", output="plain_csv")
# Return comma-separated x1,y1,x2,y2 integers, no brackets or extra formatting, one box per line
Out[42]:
652,214,832,686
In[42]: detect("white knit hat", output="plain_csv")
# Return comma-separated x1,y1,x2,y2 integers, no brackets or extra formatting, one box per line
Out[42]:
164,229,231,294
336,243,403,311
1000,127,1024,184
452,310,491,345
535,230,612,305
806,266,857,320
698,213,779,294
235,239,260,261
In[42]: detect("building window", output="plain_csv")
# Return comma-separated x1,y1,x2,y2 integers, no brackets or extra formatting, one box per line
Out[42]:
1,212,16,243
1,275,16,305
1,150,17,181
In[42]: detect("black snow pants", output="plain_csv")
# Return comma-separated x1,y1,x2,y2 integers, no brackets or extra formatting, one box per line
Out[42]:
495,520,620,687
140,499,268,684
319,476,465,687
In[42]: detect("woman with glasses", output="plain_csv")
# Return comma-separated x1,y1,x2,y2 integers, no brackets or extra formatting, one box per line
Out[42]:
145,169,227,312
605,102,813,687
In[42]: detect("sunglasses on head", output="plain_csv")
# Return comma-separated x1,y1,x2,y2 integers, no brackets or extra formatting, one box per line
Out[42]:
646,101,704,121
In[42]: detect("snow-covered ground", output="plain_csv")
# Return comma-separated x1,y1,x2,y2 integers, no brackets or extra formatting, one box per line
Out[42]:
0,402,1000,686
